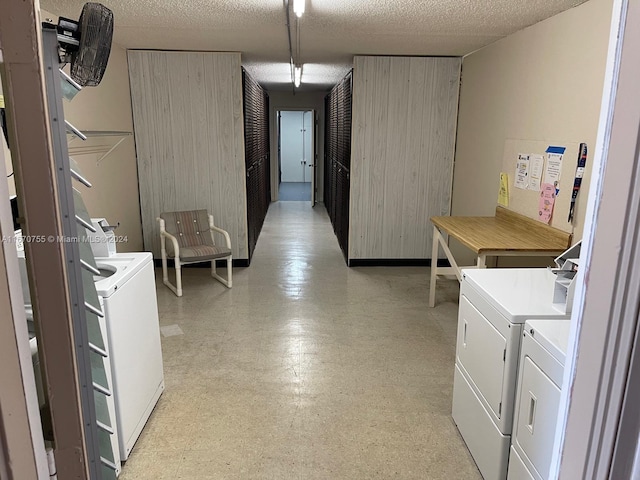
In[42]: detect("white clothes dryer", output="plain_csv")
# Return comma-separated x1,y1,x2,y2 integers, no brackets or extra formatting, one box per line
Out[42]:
507,319,571,480
452,268,570,480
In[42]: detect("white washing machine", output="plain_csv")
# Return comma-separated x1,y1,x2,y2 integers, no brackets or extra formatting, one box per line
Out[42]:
94,252,164,461
507,320,571,480
452,268,570,480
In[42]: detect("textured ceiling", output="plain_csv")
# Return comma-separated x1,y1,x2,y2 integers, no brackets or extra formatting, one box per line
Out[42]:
41,0,588,92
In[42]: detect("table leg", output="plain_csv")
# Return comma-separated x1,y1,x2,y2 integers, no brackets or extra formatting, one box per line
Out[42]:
429,226,440,308
477,254,486,268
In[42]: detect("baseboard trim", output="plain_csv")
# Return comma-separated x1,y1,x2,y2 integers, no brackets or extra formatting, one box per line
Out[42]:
152,258,447,269
153,258,249,268
347,258,451,267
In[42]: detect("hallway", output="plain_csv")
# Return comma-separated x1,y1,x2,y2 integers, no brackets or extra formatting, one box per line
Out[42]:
119,202,480,479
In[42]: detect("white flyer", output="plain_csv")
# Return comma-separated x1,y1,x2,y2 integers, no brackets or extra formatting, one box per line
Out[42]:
514,154,529,190
543,146,566,191
528,154,544,191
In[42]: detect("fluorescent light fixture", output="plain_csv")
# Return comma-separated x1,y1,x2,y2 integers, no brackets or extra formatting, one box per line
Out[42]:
294,66,302,87
293,0,305,17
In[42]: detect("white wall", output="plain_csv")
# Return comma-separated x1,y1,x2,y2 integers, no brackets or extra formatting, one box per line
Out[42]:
63,44,143,252
280,111,305,182
452,0,613,265
268,91,326,201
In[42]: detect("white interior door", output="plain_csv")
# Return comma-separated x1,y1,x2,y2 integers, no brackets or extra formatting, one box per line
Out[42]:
306,110,316,206
279,110,315,204
280,111,305,182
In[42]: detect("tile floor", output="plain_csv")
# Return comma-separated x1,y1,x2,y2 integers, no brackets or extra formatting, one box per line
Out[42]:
278,182,312,201
119,202,481,479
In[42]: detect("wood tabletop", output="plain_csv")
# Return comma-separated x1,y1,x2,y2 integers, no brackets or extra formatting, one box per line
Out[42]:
431,207,572,254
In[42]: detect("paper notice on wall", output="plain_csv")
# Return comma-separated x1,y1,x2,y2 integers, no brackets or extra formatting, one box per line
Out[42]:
538,183,556,224
514,154,530,189
529,154,544,191
498,172,509,207
543,146,566,193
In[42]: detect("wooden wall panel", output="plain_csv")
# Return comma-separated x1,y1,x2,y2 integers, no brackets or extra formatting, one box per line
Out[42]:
400,59,427,256
349,56,461,260
128,51,248,259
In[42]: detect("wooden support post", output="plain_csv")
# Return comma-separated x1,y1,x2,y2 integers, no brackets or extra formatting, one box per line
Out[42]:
0,3,89,479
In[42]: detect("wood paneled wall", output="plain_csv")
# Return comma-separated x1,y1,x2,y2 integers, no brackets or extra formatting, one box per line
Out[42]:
128,51,248,259
348,56,461,260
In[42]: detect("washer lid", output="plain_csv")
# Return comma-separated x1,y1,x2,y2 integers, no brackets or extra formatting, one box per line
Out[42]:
524,319,572,365
94,252,152,297
462,268,567,322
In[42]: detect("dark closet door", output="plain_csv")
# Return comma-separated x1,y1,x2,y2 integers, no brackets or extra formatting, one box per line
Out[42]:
242,69,270,263
324,71,353,262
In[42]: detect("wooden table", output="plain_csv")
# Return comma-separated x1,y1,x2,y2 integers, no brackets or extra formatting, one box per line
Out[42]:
429,207,572,307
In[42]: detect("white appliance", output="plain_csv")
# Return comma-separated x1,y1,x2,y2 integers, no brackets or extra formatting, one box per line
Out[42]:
507,320,571,480
452,268,570,480
550,241,581,314
87,217,117,258
94,252,164,461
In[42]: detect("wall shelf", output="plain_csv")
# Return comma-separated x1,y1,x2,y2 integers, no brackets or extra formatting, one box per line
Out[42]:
67,130,132,164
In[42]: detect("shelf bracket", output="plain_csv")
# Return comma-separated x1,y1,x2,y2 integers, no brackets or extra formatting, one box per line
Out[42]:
97,135,129,164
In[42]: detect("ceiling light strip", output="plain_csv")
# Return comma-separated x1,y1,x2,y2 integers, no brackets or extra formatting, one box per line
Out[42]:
294,66,302,87
293,0,305,18
284,0,296,91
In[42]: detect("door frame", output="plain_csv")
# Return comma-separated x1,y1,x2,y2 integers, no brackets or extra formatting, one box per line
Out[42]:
303,109,317,206
0,2,87,477
550,0,640,477
275,108,316,204
277,111,282,185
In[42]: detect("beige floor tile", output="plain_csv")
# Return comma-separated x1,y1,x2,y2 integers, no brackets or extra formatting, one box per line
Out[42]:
122,201,480,479
175,444,257,479
119,450,182,479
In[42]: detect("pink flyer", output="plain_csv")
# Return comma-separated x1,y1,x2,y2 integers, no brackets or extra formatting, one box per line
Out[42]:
538,183,556,224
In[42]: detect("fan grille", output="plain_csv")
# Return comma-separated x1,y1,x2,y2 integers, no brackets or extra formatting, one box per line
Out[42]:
70,3,114,87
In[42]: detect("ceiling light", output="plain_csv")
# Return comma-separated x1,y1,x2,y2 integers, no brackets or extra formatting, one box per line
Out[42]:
293,0,305,18
294,66,302,87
